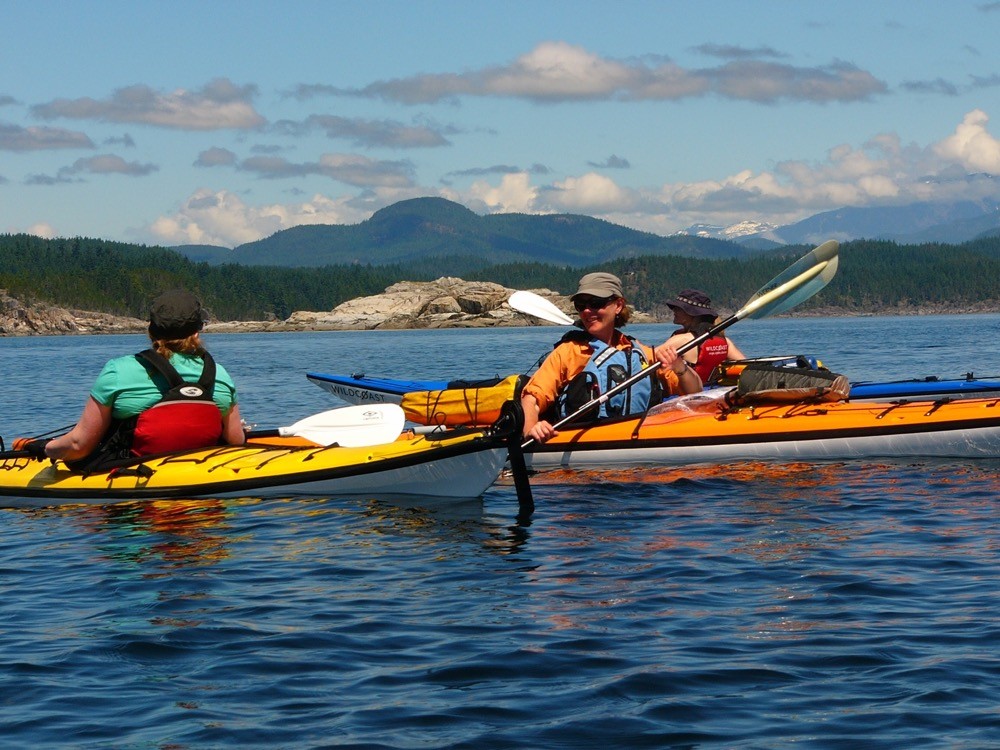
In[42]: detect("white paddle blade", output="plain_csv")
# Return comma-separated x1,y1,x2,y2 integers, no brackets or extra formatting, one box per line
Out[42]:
278,404,406,447
746,240,838,304
740,241,839,320
508,290,575,326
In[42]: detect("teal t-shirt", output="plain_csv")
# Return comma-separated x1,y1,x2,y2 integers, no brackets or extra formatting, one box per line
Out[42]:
90,352,238,420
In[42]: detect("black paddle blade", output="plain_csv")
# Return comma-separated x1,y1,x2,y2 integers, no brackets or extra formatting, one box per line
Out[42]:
495,400,534,520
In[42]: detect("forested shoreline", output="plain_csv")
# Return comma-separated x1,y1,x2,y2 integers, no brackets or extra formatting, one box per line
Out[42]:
2,233,999,323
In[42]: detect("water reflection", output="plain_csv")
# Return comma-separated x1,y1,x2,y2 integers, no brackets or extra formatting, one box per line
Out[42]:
77,498,237,568
513,459,1000,642
358,494,532,557
229,491,534,563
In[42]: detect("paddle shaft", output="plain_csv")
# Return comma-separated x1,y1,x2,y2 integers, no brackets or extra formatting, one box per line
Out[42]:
0,450,34,460
0,422,80,459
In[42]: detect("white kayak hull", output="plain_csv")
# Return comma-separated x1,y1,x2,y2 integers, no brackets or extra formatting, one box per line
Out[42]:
525,424,1000,470
209,446,509,500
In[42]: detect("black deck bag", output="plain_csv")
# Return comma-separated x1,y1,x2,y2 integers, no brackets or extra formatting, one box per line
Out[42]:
734,361,850,404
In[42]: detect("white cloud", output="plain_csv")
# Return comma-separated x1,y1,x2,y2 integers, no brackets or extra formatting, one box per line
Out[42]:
488,42,641,101
59,154,158,178
235,152,415,187
0,122,94,151
857,175,900,198
628,109,1000,229
316,153,414,187
145,110,1000,247
195,147,238,167
546,173,638,213
27,222,57,238
147,188,367,247
2,221,58,238
466,172,539,213
933,109,1000,173
272,114,453,148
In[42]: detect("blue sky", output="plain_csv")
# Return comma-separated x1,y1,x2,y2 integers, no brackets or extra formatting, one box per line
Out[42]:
3,0,1000,248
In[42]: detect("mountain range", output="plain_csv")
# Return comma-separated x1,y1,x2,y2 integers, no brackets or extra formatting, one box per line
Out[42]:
686,197,1000,247
174,197,746,270
173,195,1000,269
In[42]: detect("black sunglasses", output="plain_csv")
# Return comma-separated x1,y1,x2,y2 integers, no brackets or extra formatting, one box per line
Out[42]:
574,296,618,312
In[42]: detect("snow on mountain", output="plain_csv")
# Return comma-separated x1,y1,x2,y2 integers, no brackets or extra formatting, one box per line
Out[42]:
677,220,776,241
680,195,1000,246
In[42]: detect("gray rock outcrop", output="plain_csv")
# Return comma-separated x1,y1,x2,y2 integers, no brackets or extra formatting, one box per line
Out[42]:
1,289,147,336
2,278,657,336
280,277,571,331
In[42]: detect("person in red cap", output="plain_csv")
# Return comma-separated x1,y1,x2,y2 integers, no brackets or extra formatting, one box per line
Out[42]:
664,288,746,384
520,272,702,443
15,289,245,467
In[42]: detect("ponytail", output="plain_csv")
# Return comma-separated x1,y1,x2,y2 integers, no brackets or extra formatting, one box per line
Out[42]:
150,332,207,359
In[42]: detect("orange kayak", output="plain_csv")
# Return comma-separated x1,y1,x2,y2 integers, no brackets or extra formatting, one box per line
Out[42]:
524,394,1000,470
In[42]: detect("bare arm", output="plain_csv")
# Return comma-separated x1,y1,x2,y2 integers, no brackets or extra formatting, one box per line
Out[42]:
726,338,747,360
520,392,559,443
45,397,112,461
664,332,697,364
653,343,703,395
221,403,247,445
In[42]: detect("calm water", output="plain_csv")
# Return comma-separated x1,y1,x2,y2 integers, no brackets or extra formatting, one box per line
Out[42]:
1,316,998,748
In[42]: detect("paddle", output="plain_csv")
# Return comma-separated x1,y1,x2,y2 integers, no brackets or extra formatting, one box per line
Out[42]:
247,404,406,447
508,290,575,326
522,239,840,447
0,423,78,460
0,405,409,460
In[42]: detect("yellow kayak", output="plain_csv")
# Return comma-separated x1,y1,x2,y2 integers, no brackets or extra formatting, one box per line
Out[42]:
0,428,508,508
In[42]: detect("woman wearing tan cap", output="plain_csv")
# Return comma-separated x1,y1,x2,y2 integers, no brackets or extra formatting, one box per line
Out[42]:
520,272,702,443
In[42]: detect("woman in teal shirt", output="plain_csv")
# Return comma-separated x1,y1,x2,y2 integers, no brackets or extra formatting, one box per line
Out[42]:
22,290,245,463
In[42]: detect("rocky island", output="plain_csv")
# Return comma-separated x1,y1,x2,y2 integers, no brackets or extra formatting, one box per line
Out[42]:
7,278,992,338
1,290,148,336
3,278,652,336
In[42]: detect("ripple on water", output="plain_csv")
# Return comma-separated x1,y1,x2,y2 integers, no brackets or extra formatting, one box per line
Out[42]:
1,447,998,747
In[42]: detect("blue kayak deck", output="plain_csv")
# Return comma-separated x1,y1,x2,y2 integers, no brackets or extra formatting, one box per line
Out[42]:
849,374,1000,399
308,370,1000,404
